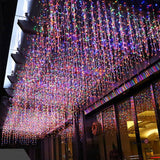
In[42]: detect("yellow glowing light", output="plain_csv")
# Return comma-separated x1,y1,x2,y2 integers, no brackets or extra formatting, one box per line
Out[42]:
145,129,158,137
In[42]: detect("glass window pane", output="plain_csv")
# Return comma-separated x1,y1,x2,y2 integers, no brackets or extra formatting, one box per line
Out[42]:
66,126,73,160
103,106,118,160
96,113,106,160
61,137,66,160
50,135,54,160
134,87,160,159
154,80,160,109
117,99,139,160
58,125,73,160
67,137,73,160
55,136,61,160
85,114,105,160
44,137,49,160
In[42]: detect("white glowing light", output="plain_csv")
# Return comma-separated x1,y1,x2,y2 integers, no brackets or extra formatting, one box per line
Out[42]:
3,0,33,88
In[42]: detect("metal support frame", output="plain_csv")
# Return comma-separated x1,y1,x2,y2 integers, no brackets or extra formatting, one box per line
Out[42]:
53,136,57,160
48,136,51,160
65,137,68,160
150,83,160,139
131,96,143,160
58,135,62,160
73,111,81,160
114,105,123,160
100,111,107,160
79,110,87,160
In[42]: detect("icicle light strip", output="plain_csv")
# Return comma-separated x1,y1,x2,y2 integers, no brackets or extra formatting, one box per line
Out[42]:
2,0,160,144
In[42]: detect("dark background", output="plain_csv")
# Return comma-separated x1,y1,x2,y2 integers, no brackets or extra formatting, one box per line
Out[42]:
0,0,17,97
0,0,17,140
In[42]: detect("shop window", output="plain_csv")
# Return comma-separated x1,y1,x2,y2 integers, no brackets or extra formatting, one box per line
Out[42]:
57,125,73,160
50,135,54,160
55,136,61,160
85,113,105,160
67,137,73,160
61,136,66,160
103,106,118,160
117,99,139,159
134,87,160,159
44,137,49,160
154,80,160,109
65,126,73,160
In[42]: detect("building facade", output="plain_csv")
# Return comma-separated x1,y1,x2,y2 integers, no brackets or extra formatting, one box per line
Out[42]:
39,60,160,160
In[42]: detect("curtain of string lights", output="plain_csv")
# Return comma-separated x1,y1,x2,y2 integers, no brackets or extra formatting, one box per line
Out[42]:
2,0,160,144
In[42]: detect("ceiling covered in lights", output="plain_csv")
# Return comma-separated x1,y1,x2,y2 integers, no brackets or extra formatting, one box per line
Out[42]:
1,0,160,145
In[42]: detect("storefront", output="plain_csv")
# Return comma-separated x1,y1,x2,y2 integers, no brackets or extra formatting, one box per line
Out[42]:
39,60,160,160
85,78,160,160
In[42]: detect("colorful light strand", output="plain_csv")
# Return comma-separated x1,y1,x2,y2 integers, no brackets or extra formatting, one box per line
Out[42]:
2,0,160,144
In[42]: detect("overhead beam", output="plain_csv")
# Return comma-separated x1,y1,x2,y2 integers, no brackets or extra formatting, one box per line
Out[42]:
7,75,17,84
18,20,37,34
5,88,14,97
11,53,25,64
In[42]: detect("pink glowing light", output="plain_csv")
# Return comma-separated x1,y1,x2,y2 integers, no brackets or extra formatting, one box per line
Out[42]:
2,0,159,144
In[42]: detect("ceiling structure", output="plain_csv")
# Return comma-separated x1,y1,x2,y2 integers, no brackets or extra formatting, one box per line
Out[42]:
1,0,160,145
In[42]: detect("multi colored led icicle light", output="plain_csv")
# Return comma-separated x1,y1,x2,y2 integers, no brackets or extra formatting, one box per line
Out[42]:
2,0,160,144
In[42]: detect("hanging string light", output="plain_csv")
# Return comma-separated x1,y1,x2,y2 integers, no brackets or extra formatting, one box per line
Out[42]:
2,0,159,145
